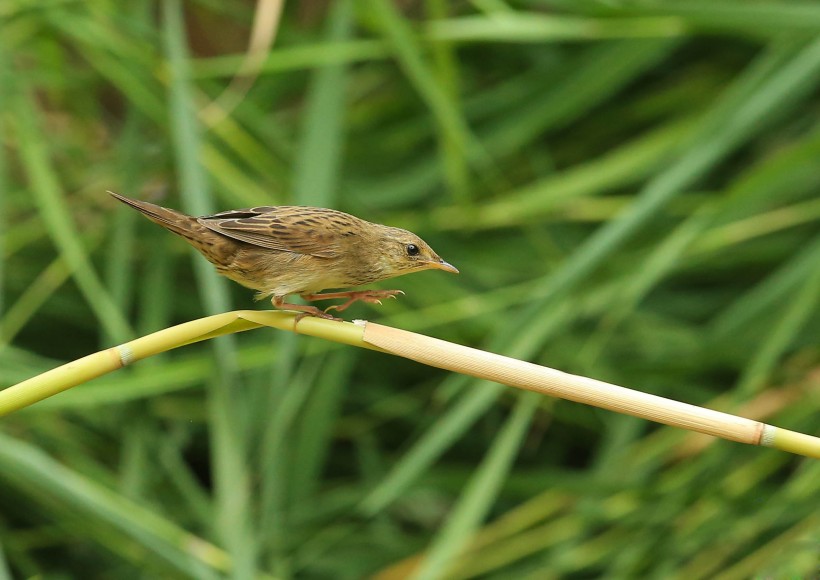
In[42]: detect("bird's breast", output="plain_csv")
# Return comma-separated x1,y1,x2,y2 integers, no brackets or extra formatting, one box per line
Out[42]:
226,249,361,295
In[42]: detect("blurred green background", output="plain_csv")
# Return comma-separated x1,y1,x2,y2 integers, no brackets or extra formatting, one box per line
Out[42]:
1,1,819,578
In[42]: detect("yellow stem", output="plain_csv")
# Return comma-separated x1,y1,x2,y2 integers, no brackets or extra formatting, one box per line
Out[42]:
1,310,818,460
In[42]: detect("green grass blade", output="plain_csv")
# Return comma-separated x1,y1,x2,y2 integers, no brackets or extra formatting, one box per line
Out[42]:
0,432,227,578
9,90,132,343
515,37,820,324
412,393,539,579
366,0,479,201
161,2,255,577
293,0,354,207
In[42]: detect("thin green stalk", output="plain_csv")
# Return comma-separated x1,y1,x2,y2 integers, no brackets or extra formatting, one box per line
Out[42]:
161,2,254,578
9,89,132,343
0,432,228,578
412,393,539,580
366,0,486,201
293,0,353,207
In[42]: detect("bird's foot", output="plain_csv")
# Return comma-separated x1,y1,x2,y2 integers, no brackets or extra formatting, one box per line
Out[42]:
300,289,405,313
324,290,404,313
271,298,343,323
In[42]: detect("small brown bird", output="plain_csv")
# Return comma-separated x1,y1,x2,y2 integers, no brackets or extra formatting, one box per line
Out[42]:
109,192,458,319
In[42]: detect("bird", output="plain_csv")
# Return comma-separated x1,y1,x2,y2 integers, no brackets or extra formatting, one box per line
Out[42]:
108,192,458,320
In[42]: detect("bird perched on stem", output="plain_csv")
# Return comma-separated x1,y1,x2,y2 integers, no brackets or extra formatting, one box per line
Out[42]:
109,192,458,320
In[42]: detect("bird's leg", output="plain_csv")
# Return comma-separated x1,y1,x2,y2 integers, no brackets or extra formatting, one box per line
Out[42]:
272,295,341,322
300,289,405,313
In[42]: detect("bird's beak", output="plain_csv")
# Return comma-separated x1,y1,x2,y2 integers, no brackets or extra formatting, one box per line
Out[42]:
425,259,459,274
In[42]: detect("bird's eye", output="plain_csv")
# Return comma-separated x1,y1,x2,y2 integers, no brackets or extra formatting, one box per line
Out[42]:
406,243,420,256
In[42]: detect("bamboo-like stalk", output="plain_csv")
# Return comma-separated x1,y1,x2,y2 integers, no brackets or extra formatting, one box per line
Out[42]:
1,311,817,459
0,311,378,416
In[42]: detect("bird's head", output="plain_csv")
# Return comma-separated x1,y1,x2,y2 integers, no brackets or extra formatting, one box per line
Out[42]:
372,226,459,279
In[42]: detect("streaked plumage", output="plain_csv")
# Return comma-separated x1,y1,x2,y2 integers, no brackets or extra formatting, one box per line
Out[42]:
109,192,458,319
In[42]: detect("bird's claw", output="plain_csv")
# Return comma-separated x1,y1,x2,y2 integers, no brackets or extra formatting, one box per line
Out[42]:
320,289,405,313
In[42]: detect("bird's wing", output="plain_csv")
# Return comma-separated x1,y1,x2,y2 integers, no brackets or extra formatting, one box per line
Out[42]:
198,206,347,258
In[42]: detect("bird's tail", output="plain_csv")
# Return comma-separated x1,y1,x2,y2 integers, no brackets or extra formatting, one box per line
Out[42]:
108,191,201,238
108,191,241,273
